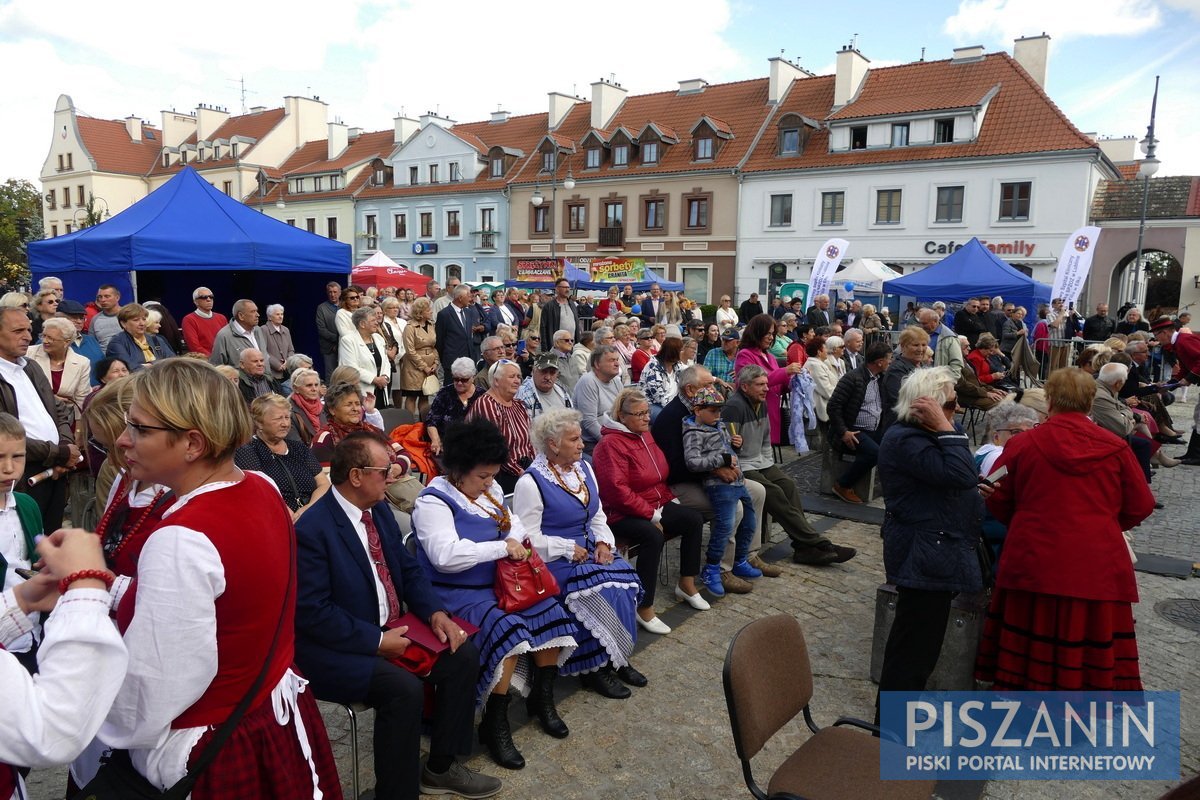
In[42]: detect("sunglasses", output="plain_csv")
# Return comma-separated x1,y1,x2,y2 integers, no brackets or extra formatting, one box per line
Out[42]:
196,295,214,301
452,376,472,384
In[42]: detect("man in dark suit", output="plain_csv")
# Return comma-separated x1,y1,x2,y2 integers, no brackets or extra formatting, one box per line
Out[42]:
805,294,833,329
294,432,500,800
314,281,341,379
842,328,865,372
435,285,483,383
639,283,665,327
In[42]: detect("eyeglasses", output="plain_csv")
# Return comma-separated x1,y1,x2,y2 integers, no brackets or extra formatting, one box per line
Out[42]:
995,427,1027,436
124,413,185,437
623,409,651,419
452,376,472,384
356,465,391,475
345,295,360,301
45,299,59,304
196,295,213,301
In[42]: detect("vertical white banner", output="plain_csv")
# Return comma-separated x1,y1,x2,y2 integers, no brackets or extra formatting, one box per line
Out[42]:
1050,226,1102,306
809,238,849,301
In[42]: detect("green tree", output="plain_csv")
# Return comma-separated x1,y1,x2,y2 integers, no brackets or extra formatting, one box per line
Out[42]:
0,178,43,288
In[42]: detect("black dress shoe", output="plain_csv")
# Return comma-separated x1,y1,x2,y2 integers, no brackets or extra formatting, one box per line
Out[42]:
1179,457,1200,466
581,666,630,699
615,663,648,687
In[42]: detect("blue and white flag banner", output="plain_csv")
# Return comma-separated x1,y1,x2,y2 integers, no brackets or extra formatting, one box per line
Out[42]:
879,691,1180,781
1050,226,1102,306
809,238,849,301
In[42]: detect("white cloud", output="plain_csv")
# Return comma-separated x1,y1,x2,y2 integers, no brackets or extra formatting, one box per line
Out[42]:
943,0,1161,45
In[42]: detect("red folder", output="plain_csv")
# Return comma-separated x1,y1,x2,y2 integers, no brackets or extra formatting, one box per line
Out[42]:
387,612,478,654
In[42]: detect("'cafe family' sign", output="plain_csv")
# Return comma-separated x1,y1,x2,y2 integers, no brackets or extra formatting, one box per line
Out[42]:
925,239,1037,258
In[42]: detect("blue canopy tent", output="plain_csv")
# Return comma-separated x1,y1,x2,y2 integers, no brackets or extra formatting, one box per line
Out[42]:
29,167,350,364
882,237,1051,312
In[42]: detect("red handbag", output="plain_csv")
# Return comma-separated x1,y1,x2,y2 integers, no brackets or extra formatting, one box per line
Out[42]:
494,539,560,612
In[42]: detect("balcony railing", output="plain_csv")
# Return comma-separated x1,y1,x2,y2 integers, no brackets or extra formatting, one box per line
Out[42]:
473,231,498,251
599,226,624,248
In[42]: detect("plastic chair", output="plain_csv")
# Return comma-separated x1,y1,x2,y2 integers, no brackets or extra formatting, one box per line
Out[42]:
723,614,935,800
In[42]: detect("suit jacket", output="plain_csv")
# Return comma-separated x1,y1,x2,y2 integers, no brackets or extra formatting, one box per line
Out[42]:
639,297,664,328
337,331,392,398
315,300,341,356
842,349,864,373
1092,382,1134,438
806,307,832,329
258,323,296,379
485,300,525,335
105,330,177,371
0,359,73,470
434,303,481,366
294,491,445,703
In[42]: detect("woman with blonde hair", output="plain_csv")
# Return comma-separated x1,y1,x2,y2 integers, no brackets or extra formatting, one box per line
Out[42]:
400,296,439,415
235,393,329,519
93,360,342,797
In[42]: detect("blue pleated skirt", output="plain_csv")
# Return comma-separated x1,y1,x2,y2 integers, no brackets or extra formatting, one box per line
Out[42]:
546,556,643,676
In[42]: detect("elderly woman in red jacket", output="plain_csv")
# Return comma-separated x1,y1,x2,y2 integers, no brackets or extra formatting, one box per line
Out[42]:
592,388,706,636
975,368,1155,691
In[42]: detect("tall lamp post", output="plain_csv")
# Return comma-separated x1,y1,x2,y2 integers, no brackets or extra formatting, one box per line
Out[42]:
1130,75,1160,306
530,163,575,264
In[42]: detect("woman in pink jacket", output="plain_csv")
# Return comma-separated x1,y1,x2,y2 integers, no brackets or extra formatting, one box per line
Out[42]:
733,314,804,445
592,388,706,636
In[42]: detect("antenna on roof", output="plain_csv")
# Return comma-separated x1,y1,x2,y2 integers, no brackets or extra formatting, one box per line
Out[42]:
225,76,256,114
851,33,858,50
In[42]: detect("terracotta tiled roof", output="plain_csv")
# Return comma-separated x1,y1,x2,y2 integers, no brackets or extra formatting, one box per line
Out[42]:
75,116,161,175
826,72,996,121
1090,176,1200,220
148,107,287,176
508,77,774,184
257,130,395,204
354,110,551,201
742,53,1097,174
640,121,679,143
1116,163,1141,180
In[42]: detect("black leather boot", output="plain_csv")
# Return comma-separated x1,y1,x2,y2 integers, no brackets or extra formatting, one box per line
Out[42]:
580,663,631,698
526,665,569,738
1180,431,1200,466
478,692,525,770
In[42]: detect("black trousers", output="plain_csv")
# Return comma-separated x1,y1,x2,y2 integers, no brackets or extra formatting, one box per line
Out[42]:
608,502,703,607
1128,435,1152,483
875,586,954,726
364,639,480,800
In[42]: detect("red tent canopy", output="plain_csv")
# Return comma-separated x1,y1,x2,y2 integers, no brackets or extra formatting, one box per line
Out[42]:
350,252,429,292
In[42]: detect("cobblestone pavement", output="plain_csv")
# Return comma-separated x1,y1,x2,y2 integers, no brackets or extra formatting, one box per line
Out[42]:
23,420,1200,800
1132,393,1199,563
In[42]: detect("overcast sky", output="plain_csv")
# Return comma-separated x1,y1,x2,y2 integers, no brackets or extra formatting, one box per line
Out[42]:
2,0,1197,184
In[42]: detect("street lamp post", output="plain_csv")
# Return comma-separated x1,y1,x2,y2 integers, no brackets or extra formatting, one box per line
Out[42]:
1130,75,1161,306
530,160,575,263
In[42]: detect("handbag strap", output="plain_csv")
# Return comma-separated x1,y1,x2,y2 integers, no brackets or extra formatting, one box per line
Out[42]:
162,506,296,799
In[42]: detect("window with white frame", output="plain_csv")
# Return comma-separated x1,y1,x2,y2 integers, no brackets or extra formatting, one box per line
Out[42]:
428,164,439,184
612,145,629,167
875,189,902,224
394,212,408,239
998,181,1031,221
642,142,658,165
449,162,461,182
586,148,601,169
891,123,909,147
679,266,711,304
446,209,461,237
769,194,793,227
935,186,964,223
821,191,845,226
420,212,433,238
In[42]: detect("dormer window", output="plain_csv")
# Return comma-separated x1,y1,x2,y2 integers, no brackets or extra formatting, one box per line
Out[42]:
231,143,239,159
542,151,556,172
586,148,601,169
641,142,658,165
374,166,386,185
935,118,955,144
695,137,713,160
612,145,629,167
409,166,419,185
780,128,800,155
891,123,909,147
449,162,461,182
850,126,867,150
491,158,504,178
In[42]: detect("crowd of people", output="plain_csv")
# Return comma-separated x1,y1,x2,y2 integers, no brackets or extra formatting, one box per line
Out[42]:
0,272,1196,799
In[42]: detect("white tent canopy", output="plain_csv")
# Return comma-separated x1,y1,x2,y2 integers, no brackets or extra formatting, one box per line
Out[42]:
829,258,901,294
355,250,401,269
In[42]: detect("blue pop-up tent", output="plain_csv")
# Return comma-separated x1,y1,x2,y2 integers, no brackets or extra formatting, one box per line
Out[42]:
882,238,1051,311
29,167,350,362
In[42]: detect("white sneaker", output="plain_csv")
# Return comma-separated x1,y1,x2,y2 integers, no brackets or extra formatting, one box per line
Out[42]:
674,586,712,611
636,615,671,635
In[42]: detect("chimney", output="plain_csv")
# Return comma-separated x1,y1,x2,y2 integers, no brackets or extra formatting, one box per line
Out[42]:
768,57,805,104
195,103,230,140
419,111,455,129
348,127,363,140
1097,136,1137,164
249,105,267,114
833,47,870,108
590,78,627,130
394,114,420,144
678,78,708,95
159,109,197,148
1013,33,1050,88
490,109,510,124
327,121,348,160
952,45,986,62
125,115,142,141
548,92,580,130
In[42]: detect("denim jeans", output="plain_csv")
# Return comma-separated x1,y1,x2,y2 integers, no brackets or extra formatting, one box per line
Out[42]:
703,482,757,565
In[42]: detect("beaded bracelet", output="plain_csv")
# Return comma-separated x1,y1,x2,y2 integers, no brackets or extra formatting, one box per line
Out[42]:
57,569,116,596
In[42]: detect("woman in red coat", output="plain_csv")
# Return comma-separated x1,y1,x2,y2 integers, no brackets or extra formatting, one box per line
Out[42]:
975,368,1155,691
966,333,1008,385
592,388,705,636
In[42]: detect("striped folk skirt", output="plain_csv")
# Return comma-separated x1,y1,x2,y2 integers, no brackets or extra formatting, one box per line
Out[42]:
975,587,1143,691
548,557,643,676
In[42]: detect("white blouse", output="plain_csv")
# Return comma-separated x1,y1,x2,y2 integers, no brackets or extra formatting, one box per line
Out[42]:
512,458,614,563
412,477,523,573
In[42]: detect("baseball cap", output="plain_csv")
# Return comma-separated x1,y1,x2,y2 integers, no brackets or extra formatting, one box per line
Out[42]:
692,386,725,408
720,328,741,341
533,352,561,371
58,299,87,315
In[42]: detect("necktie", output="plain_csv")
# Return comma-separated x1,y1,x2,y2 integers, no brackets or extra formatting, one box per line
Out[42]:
362,510,401,624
